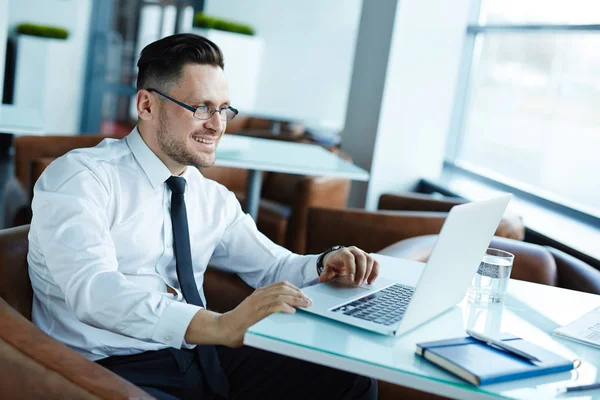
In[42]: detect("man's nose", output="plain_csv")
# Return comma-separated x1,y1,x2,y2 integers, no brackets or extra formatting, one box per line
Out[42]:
205,111,224,131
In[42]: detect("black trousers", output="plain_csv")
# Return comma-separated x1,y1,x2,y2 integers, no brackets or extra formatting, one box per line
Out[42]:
97,345,377,400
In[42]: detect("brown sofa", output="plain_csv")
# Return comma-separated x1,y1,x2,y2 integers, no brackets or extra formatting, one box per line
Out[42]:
6,135,350,254
1,202,580,399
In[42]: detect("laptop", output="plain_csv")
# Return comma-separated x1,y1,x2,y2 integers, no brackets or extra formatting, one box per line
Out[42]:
301,194,512,336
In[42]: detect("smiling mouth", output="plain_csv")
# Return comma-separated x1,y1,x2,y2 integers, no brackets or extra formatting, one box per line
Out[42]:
192,136,216,145
191,136,219,153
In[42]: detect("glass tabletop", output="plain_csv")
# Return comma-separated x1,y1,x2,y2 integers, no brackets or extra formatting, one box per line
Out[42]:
245,256,600,399
215,134,369,180
0,105,44,134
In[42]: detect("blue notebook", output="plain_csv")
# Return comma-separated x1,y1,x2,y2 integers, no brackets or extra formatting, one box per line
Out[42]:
416,334,574,386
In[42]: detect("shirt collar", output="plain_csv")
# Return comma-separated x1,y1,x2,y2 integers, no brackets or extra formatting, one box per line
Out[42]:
126,126,173,189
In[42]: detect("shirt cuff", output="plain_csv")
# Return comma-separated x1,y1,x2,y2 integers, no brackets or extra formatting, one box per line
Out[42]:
152,300,202,348
303,254,320,287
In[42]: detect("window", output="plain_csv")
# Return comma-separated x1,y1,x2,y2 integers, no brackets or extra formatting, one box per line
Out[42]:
449,0,600,219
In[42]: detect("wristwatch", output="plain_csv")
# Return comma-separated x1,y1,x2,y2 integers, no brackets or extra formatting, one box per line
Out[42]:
316,245,344,276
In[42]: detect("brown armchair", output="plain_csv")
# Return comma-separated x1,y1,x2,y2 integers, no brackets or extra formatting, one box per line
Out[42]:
200,164,350,254
4,135,110,228
307,206,600,294
0,225,152,399
378,192,526,241
0,225,256,399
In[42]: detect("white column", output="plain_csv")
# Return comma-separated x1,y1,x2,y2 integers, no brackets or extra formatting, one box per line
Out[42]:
342,0,471,209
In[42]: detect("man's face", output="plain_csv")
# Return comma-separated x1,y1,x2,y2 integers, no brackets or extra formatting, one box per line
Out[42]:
156,64,229,169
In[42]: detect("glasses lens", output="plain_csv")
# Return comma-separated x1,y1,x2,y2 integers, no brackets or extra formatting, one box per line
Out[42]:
193,107,237,121
223,108,237,121
194,107,212,120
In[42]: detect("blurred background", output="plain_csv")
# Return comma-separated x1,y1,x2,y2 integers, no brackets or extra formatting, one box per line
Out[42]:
0,0,598,266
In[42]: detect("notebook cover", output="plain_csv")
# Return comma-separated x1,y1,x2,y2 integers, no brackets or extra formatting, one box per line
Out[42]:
416,334,574,385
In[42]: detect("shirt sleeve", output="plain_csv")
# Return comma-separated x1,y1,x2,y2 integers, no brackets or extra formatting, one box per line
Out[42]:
30,157,201,348
209,190,320,288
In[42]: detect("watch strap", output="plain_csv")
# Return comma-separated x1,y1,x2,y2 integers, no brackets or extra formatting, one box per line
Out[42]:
316,245,344,276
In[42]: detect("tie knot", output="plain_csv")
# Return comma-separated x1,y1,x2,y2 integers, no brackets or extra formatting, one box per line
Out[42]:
166,176,186,194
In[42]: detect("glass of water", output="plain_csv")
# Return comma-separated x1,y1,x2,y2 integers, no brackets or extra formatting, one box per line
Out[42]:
468,248,514,303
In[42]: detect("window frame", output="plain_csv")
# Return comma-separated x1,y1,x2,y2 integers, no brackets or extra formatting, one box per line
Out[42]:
445,0,600,226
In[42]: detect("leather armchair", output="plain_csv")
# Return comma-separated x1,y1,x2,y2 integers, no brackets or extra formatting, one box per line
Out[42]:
378,235,559,287
0,225,152,399
378,192,526,241
307,206,599,294
200,159,350,255
4,135,109,228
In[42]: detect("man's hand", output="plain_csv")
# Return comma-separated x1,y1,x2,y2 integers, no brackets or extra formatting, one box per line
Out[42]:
318,246,379,286
217,281,312,348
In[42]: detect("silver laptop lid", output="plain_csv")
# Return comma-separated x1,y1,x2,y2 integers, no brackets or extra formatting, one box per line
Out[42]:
394,194,512,335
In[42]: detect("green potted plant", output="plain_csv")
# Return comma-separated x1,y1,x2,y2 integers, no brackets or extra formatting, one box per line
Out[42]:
190,13,264,113
192,13,255,36
16,23,69,40
13,21,75,134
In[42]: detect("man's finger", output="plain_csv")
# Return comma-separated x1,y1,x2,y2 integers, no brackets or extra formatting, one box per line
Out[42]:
367,259,380,284
261,281,305,298
338,248,357,283
349,247,367,285
363,254,374,285
318,267,337,283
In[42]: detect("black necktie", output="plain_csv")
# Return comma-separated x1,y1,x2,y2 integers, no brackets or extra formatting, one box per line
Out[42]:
166,176,229,398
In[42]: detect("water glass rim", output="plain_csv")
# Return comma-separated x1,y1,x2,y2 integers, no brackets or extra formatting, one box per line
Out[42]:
486,247,515,260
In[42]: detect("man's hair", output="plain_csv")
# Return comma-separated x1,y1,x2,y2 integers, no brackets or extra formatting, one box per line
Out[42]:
136,33,224,90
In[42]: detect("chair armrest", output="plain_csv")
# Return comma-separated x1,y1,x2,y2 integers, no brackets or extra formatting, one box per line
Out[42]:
287,176,351,253
305,207,448,254
378,192,465,212
0,298,151,399
548,247,600,295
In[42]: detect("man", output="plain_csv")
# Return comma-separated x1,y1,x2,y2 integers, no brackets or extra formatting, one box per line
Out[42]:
28,33,378,400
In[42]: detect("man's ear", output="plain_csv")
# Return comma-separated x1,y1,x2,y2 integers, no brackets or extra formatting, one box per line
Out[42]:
137,90,154,121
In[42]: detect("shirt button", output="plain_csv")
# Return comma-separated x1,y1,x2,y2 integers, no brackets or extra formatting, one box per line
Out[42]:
165,335,173,341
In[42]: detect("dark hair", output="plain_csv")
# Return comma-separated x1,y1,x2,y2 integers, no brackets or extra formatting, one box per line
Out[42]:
136,33,224,90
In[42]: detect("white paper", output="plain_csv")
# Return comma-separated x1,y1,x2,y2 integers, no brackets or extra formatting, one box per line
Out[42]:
554,306,600,349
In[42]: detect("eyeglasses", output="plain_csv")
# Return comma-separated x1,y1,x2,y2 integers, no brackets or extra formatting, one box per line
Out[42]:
147,88,238,121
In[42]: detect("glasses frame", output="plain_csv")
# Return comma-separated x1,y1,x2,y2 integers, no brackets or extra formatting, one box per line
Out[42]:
147,88,238,121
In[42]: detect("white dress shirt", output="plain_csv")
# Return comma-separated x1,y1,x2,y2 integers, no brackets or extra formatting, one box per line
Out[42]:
28,127,319,361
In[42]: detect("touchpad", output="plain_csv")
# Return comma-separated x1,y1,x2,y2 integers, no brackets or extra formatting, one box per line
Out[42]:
321,277,373,300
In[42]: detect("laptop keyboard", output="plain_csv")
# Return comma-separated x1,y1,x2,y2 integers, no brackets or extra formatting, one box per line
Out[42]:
331,283,415,326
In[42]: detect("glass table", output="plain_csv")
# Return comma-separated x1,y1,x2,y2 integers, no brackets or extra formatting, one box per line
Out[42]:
244,254,600,399
0,105,44,134
215,134,369,219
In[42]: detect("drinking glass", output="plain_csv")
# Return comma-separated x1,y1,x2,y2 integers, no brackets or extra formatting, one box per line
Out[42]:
468,248,514,303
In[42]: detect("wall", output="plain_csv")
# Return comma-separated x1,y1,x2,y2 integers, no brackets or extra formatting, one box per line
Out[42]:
204,0,362,131
342,0,471,209
6,0,92,133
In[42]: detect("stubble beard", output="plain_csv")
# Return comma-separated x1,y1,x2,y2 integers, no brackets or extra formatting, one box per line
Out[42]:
156,107,216,169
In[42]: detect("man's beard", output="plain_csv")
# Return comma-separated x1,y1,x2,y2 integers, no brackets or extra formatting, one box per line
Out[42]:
156,108,215,169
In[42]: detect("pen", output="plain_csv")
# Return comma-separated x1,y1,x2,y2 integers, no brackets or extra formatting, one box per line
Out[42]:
557,382,600,393
466,329,541,363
